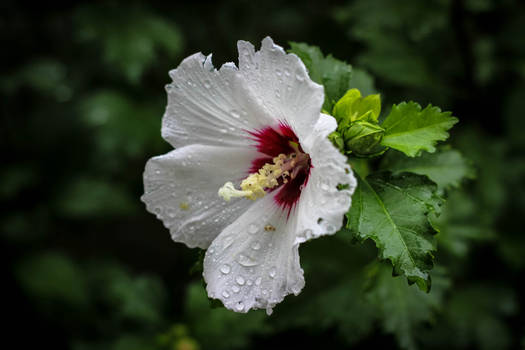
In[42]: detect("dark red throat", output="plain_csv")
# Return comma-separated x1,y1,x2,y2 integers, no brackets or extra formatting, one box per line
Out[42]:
248,122,312,215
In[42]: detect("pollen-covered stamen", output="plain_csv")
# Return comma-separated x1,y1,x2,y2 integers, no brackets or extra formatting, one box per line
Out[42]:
218,148,310,202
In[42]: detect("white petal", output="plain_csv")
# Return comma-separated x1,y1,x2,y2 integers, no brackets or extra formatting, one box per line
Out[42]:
295,113,357,242
203,195,304,314
237,37,325,141
162,53,274,148
142,145,260,248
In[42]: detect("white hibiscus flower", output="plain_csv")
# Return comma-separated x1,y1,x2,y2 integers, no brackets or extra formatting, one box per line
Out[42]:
142,37,356,314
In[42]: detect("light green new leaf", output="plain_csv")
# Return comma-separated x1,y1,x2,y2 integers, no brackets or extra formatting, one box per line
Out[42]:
381,148,475,191
288,42,352,111
381,102,458,157
346,172,443,291
332,88,381,124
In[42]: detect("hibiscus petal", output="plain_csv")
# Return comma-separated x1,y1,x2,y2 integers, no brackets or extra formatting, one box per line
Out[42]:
237,37,325,141
295,113,357,241
203,195,305,315
162,53,275,148
142,145,260,248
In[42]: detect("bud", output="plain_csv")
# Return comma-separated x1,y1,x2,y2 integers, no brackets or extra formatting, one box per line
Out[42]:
343,120,386,156
331,88,385,156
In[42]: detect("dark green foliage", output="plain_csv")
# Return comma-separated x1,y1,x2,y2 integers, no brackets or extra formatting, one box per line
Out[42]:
3,1,525,350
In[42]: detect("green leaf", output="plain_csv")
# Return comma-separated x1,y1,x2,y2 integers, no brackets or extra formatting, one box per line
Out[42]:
381,148,475,191
380,102,458,157
185,283,268,350
346,172,443,291
75,5,184,84
289,42,352,111
332,88,381,124
16,253,89,309
367,263,451,350
431,190,494,258
419,285,517,350
348,67,377,96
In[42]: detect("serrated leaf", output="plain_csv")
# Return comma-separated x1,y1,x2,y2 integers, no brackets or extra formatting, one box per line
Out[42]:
367,263,451,350
288,42,352,111
381,148,475,191
380,102,458,157
347,172,442,291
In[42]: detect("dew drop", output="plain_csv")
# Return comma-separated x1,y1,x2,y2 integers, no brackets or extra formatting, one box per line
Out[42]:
236,276,245,285
246,279,253,286
251,241,261,250
325,224,336,234
204,80,211,89
235,302,244,311
296,73,305,82
220,264,231,274
248,224,259,234
275,69,282,76
269,267,276,278
230,110,241,119
222,291,230,298
232,285,240,293
255,277,262,285
237,254,258,267
166,207,176,218
284,68,291,77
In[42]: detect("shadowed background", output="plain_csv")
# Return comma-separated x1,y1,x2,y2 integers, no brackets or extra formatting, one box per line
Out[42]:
2,0,525,349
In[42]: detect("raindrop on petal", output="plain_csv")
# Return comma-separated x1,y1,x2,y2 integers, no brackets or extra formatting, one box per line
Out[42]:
269,267,277,278
220,264,231,274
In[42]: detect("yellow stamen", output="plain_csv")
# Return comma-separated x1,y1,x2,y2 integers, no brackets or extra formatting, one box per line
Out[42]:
218,154,287,201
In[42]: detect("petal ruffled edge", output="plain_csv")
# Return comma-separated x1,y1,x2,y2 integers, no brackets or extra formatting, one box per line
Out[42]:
294,113,357,243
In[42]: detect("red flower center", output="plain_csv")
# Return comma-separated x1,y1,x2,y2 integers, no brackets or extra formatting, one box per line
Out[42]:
248,122,312,214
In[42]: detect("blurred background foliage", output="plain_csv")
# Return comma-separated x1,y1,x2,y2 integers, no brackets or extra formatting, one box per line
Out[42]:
2,0,525,349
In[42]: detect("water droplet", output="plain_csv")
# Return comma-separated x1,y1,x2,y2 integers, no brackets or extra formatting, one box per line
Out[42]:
236,276,245,285
325,224,336,234
235,302,244,311
304,229,313,238
246,279,253,286
284,68,291,77
232,285,240,293
237,254,258,267
230,110,241,119
220,128,227,133
220,264,231,274
222,291,230,298
223,235,234,248
251,241,261,250
255,277,262,285
204,80,211,89
296,73,305,82
275,69,282,76
269,267,276,278
248,224,259,234
320,180,330,191
153,206,163,215
166,207,176,218
275,90,281,99
208,248,215,254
